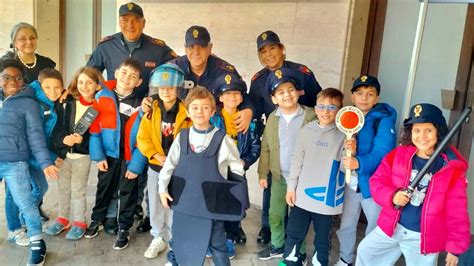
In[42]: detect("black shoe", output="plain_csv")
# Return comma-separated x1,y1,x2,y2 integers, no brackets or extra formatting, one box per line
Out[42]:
84,221,103,239
257,227,271,245
104,218,118,235
136,216,151,233
134,205,144,220
257,245,284,260
235,227,247,245
113,230,129,250
27,239,46,266
39,207,49,222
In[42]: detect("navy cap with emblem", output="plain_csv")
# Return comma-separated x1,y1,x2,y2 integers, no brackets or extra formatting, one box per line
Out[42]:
119,2,144,18
149,63,185,88
185,26,211,47
351,75,381,94
257,30,281,50
403,103,448,130
266,67,303,94
214,74,246,96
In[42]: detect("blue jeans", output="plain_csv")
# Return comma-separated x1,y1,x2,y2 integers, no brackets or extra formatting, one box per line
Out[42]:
0,161,43,239
5,166,47,232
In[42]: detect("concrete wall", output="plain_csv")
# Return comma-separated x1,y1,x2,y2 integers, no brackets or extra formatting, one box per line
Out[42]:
0,1,34,58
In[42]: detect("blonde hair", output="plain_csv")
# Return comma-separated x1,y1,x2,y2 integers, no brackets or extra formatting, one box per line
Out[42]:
68,67,104,99
184,86,216,110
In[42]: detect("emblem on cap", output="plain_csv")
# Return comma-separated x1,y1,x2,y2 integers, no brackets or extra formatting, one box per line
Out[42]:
360,75,367,82
162,72,169,81
225,75,232,85
127,3,133,10
275,69,282,79
261,33,267,41
414,105,422,117
192,29,199,39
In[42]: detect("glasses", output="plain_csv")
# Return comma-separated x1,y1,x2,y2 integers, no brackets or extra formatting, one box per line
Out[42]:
16,36,36,43
1,74,23,83
314,104,339,112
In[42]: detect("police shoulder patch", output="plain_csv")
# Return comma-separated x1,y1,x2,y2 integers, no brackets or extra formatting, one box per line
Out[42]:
99,35,113,44
216,60,235,73
251,69,266,81
298,65,312,75
149,37,165,46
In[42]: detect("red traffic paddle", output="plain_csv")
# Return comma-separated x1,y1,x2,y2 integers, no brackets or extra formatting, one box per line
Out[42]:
336,106,365,184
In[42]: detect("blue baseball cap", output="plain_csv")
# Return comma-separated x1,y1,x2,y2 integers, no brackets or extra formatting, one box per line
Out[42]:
119,2,143,18
149,63,185,88
214,74,246,96
352,75,381,94
403,103,448,130
266,67,303,94
257,30,281,50
185,25,211,47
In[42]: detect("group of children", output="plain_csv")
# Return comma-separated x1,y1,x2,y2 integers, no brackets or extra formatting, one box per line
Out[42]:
0,51,471,266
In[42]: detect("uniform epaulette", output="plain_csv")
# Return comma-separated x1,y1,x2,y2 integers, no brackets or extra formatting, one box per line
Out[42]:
148,36,165,46
98,35,113,44
252,69,266,81
297,65,312,75
216,60,235,73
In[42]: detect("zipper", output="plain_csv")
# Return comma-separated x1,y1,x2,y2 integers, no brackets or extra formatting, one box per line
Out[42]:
392,151,416,232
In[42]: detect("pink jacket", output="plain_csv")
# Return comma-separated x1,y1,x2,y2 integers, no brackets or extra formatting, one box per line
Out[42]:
370,145,470,255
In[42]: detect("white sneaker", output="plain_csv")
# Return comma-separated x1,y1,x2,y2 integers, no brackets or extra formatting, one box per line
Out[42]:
312,252,321,266
7,229,29,246
144,237,166,259
335,258,352,266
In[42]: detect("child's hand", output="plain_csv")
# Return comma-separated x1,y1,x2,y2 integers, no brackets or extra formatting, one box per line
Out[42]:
97,160,108,171
259,179,268,189
343,156,359,170
344,138,357,155
72,133,83,144
234,109,253,134
392,190,410,207
160,192,173,208
55,158,64,168
445,252,458,266
152,154,167,165
125,170,138,179
286,191,296,207
59,90,69,103
141,97,153,113
43,165,59,180
63,135,76,146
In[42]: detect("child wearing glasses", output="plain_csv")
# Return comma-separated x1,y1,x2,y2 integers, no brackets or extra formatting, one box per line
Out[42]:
336,75,397,266
281,88,346,266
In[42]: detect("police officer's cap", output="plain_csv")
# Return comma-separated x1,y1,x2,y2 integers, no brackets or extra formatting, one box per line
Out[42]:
149,63,185,88
215,74,246,96
257,30,281,50
351,75,381,94
403,103,448,131
119,2,144,18
185,26,211,47
266,67,302,94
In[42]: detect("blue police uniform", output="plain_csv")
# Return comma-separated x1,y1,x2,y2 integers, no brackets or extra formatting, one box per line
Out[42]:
87,32,177,99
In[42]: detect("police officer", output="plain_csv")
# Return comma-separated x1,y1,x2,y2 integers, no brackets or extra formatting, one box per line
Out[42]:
87,2,177,99
169,25,254,133
249,30,322,245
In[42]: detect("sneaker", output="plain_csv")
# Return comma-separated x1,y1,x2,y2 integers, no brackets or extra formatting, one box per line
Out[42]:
235,226,247,244
134,205,144,220
27,239,46,266
45,218,70,236
144,237,167,259
113,230,129,250
257,227,271,245
335,258,353,266
226,239,236,260
205,248,212,258
65,223,87,240
39,206,49,222
104,217,118,235
7,229,29,246
257,245,284,260
84,221,103,239
137,216,152,233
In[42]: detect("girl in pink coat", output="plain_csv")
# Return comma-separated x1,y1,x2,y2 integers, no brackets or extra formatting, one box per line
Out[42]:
356,103,470,266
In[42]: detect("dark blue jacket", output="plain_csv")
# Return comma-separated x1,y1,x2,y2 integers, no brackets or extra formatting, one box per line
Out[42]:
355,102,397,199
249,60,322,133
87,32,177,99
210,112,261,170
0,85,52,169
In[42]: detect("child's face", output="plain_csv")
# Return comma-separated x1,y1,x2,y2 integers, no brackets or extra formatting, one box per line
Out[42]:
1,67,24,97
219,90,243,109
315,97,340,126
114,65,142,93
412,123,438,157
77,73,100,99
187,98,215,129
156,86,178,104
41,78,63,102
271,82,299,110
259,44,284,70
351,86,379,114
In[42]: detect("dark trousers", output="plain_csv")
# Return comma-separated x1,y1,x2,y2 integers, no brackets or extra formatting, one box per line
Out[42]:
91,156,124,223
261,173,272,228
117,171,140,231
283,206,334,266
224,220,240,241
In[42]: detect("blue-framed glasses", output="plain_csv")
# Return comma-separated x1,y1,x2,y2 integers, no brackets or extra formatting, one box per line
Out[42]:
314,104,339,112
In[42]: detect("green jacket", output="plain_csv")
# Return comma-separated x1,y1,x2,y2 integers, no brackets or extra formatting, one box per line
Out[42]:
258,105,316,181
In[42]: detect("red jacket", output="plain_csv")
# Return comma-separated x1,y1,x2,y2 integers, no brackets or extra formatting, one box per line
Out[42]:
370,145,470,255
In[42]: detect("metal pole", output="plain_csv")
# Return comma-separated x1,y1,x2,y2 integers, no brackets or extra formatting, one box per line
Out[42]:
401,0,429,123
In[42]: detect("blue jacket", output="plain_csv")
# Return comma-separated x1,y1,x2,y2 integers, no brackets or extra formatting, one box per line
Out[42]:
355,102,397,198
0,85,52,169
89,84,147,175
29,80,58,169
87,33,177,99
210,112,261,170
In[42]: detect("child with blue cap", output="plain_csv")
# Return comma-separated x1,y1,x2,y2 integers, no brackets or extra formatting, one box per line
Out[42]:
137,63,191,259
356,103,470,266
